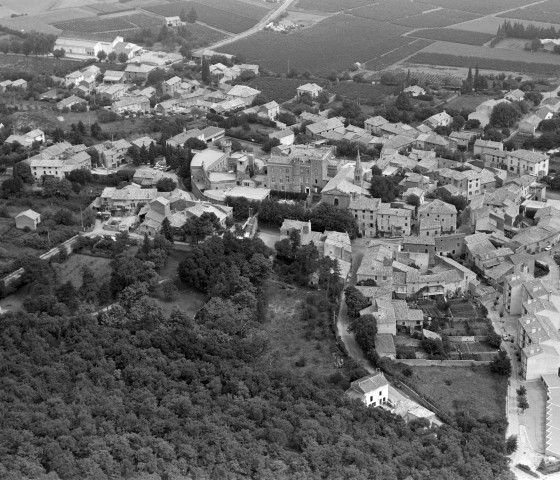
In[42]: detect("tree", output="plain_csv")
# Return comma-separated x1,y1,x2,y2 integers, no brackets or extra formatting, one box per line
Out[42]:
345,286,370,318
179,44,191,59
117,52,128,64
506,435,518,454
349,314,377,354
53,48,65,59
524,90,543,105
161,217,174,242
201,59,210,84
368,175,401,203
490,350,512,376
97,50,107,62
2,177,23,194
407,194,420,207
13,161,34,184
148,141,157,166
395,92,413,111
183,216,213,244
518,396,529,412
107,51,117,63
490,102,522,128
139,144,149,164
156,177,177,192
187,7,198,23
251,93,269,107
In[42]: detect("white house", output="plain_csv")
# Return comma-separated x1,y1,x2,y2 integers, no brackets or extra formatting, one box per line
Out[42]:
15,209,40,231
297,83,322,99
345,372,389,407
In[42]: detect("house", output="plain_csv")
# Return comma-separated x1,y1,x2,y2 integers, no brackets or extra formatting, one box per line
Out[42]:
165,16,183,26
505,89,525,102
349,196,381,238
131,136,156,149
11,78,27,90
377,203,412,237
364,116,388,135
99,186,158,214
450,131,478,148
224,84,261,107
15,209,40,231
297,83,322,99
506,149,549,178
344,372,389,407
125,64,156,82
435,168,482,197
54,35,129,60
424,111,452,129
519,114,542,135
537,105,554,121
403,85,425,97
269,128,294,146
418,199,457,234
162,76,182,96
0,80,11,93
57,95,87,111
306,117,345,139
97,83,128,101
30,145,91,181
92,139,132,169
103,70,126,83
5,129,45,147
468,98,510,128
321,162,370,208
112,95,150,114
190,148,230,190
473,139,503,157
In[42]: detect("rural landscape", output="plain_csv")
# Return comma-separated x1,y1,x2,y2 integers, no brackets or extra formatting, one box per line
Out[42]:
1,0,560,479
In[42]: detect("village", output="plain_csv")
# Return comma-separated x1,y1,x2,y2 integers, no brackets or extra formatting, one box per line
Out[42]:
3,7,560,478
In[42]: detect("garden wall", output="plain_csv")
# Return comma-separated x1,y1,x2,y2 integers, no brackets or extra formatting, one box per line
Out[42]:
394,359,493,366
447,335,488,342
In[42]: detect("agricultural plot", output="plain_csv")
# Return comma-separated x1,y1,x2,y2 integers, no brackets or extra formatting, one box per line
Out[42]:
498,8,560,25
53,13,163,34
329,83,396,102
295,0,374,13
220,15,413,75
142,1,259,34
393,9,481,29
53,254,112,289
365,38,433,71
247,77,305,103
349,0,436,22
408,28,495,46
449,300,478,319
192,0,272,18
416,0,538,15
538,0,560,13
0,54,83,75
87,4,135,15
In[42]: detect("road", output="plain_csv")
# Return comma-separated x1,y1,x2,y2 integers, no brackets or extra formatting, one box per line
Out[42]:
194,0,299,55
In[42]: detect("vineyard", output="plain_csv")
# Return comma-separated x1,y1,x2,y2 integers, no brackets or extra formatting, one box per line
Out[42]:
498,8,560,25
393,9,481,29
52,13,163,34
88,4,135,15
408,28,495,46
296,0,373,13
365,38,433,71
220,14,413,74
420,0,537,15
407,52,560,75
142,1,262,34
349,1,437,22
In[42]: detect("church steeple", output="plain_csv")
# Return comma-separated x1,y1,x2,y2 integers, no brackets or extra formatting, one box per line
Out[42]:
354,149,363,186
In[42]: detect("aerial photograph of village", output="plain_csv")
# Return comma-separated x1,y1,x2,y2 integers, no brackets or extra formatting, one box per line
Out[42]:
5,0,560,478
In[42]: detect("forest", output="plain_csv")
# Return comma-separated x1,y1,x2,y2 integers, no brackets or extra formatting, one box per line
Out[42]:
0,231,514,479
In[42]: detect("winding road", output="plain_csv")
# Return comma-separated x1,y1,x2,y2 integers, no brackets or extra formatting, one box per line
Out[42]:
193,0,299,55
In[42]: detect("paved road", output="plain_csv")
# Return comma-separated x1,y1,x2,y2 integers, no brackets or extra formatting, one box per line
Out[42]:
194,0,299,55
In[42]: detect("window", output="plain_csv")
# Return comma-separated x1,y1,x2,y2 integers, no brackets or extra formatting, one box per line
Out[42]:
334,198,339,206
370,395,373,402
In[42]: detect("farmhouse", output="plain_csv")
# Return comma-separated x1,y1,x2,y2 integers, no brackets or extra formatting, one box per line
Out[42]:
111,95,150,114
345,372,389,407
103,70,126,84
506,149,549,178
423,111,452,129
5,129,45,147
57,95,88,111
54,36,132,60
473,139,503,157
297,83,322,99
15,209,40,231
224,84,261,107
125,64,156,82
403,85,425,97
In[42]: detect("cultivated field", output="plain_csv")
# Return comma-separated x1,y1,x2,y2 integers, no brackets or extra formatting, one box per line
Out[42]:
418,0,537,15
220,14,413,74
364,38,433,71
349,0,435,22
53,13,163,34
407,52,560,76
446,94,494,111
0,54,84,76
87,4,136,15
499,8,560,25
404,365,507,420
142,1,267,34
393,9,481,29
295,0,373,13
408,28,495,46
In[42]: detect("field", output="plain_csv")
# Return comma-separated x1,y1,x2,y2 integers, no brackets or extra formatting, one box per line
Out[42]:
295,0,373,13
262,285,342,379
407,52,560,76
364,38,433,71
498,8,560,25
330,82,397,102
404,365,507,420
247,77,304,103
445,93,494,110
52,254,112,288
394,9,481,29
417,0,537,15
220,14,413,74
52,13,163,34
142,1,264,34
349,1,436,22
408,28,495,46
87,4,136,15
0,54,84,76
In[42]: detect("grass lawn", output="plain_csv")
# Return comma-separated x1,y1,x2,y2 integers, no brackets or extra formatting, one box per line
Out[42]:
52,253,112,288
262,284,342,379
403,365,507,420
445,94,494,111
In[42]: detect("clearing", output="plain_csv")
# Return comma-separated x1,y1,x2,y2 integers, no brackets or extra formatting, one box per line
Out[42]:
262,285,343,379
52,253,112,288
402,365,507,420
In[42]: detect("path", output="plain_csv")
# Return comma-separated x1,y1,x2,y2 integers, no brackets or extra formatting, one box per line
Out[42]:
194,0,299,55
